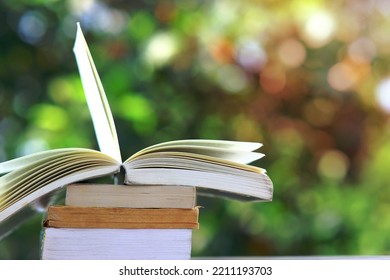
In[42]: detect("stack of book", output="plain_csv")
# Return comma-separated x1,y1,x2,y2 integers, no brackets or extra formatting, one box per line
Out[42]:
0,23,274,259
41,184,198,260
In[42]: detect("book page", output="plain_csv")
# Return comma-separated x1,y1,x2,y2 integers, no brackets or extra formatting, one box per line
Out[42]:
45,206,199,229
66,184,196,208
42,228,192,260
0,148,120,223
138,139,262,150
125,151,264,173
0,149,85,174
124,168,273,201
127,139,264,164
73,23,122,163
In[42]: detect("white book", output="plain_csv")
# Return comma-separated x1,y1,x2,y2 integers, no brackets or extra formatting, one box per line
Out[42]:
41,228,192,260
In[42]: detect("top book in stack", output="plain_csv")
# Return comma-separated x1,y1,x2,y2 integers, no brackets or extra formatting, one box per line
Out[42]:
0,23,273,235
65,184,197,209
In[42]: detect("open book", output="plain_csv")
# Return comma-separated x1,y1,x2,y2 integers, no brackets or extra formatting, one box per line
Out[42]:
0,24,273,230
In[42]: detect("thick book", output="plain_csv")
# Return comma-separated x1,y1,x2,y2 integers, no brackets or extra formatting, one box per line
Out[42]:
41,228,192,260
44,205,199,229
42,185,198,260
65,184,196,209
0,23,273,232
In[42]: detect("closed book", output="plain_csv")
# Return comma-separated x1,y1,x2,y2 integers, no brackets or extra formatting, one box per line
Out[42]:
44,206,199,229
65,184,196,209
41,228,193,260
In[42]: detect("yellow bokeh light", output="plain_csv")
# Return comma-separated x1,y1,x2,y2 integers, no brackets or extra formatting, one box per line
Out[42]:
143,32,180,67
303,11,336,48
317,149,350,181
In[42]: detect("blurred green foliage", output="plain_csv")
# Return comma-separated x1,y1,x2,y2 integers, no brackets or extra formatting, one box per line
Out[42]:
2,0,390,259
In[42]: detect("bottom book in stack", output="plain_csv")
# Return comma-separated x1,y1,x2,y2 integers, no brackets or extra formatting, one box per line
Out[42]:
41,184,199,260
42,228,193,260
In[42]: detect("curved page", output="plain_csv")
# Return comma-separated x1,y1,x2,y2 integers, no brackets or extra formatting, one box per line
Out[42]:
127,140,264,164
0,148,120,224
73,23,122,163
